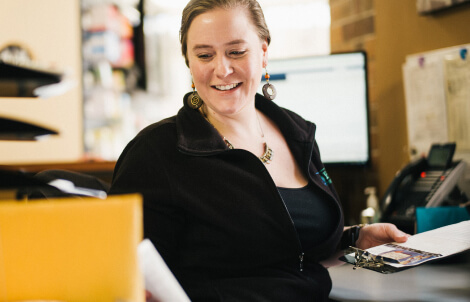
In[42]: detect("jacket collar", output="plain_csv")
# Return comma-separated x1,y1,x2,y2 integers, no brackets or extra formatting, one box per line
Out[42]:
176,92,316,154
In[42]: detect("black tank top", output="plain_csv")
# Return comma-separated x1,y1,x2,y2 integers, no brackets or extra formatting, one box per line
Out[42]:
278,182,339,251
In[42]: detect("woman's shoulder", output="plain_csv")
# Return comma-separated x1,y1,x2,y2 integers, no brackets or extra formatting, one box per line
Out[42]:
132,115,177,141
120,115,178,156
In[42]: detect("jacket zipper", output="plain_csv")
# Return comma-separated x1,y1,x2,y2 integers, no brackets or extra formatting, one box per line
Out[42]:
299,252,305,271
276,190,305,272
271,140,318,273
295,139,316,272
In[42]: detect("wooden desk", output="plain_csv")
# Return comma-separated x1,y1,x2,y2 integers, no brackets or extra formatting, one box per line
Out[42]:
328,251,470,302
0,160,116,183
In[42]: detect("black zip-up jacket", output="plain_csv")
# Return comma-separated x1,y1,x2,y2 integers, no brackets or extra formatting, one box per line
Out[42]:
110,93,345,301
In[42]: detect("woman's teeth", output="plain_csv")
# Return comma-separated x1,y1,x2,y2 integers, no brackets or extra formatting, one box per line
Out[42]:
215,83,239,91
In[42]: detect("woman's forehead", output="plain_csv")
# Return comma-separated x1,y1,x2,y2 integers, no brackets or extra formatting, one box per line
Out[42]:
187,7,258,47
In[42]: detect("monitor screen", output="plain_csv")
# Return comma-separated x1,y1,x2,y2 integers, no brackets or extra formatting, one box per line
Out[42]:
262,52,370,166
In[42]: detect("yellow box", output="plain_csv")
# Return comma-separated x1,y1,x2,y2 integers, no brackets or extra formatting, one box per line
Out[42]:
0,194,144,302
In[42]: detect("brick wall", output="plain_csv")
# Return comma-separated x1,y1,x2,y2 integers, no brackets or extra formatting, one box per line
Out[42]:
329,0,470,224
328,0,378,224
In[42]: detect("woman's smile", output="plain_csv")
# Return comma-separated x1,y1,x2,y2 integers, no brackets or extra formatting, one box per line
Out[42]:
213,83,241,91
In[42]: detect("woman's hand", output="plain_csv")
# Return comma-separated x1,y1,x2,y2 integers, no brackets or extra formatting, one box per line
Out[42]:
356,223,410,250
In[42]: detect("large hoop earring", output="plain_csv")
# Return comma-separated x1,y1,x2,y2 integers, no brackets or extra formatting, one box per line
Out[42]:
262,70,276,100
187,81,203,109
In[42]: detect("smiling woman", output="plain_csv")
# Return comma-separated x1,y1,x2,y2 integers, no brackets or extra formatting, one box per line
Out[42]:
110,1,409,301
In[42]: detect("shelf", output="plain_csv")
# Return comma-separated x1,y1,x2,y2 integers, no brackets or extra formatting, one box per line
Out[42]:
0,116,58,141
0,61,63,97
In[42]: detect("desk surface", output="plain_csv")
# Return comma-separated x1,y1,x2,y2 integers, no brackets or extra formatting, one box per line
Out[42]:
0,160,116,173
328,252,470,302
0,160,116,183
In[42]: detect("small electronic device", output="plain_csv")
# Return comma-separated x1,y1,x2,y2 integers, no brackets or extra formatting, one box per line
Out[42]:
380,143,466,234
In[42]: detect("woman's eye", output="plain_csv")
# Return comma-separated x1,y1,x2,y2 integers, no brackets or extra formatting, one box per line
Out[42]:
230,50,246,56
197,54,212,60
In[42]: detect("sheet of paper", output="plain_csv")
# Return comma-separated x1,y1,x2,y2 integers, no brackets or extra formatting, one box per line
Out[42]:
402,59,448,160
366,220,470,268
137,239,191,302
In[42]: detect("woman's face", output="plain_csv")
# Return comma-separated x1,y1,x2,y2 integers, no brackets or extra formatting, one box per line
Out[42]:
186,7,268,117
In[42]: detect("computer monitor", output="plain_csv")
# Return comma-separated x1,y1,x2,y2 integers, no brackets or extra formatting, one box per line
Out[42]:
263,51,370,166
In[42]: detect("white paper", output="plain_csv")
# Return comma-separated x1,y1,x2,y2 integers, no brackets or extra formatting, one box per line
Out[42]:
365,220,470,268
137,239,191,302
402,59,448,160
48,179,107,199
402,44,470,160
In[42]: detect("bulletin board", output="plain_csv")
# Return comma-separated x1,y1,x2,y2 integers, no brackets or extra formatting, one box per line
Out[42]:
403,43,470,163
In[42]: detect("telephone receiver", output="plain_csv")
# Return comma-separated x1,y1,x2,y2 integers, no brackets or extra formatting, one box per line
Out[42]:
380,143,467,234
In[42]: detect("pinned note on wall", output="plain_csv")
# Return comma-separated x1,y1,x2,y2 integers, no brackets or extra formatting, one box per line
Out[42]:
443,47,470,152
403,44,470,162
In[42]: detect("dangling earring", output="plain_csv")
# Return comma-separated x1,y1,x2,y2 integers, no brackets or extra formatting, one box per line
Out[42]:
262,69,277,100
187,81,203,109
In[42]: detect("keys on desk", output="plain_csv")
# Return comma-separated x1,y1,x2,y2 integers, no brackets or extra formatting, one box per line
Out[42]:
345,247,398,274
348,247,385,270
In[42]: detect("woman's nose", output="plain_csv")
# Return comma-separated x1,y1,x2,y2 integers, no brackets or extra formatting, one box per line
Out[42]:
214,56,233,78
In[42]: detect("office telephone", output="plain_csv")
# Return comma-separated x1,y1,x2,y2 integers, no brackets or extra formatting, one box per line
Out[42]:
380,143,467,234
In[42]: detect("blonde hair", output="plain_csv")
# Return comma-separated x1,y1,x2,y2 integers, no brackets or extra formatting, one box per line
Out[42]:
179,0,271,67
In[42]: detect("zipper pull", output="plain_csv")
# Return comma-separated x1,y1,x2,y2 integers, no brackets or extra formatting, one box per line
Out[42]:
299,252,305,272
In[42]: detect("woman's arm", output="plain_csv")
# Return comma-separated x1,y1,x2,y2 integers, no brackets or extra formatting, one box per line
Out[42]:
109,134,184,267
